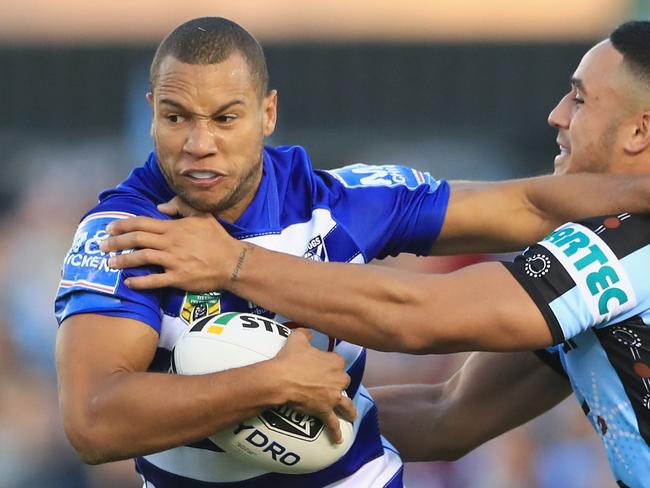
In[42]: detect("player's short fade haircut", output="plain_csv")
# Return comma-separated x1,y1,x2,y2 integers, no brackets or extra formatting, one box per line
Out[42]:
610,20,650,89
149,17,269,96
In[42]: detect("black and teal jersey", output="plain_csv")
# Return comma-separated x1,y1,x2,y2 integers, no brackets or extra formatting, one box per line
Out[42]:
505,213,650,488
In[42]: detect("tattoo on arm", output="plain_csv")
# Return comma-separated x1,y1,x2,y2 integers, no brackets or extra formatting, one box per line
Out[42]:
230,243,254,290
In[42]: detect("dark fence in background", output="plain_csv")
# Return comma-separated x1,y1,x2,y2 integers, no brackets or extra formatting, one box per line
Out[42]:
0,42,589,134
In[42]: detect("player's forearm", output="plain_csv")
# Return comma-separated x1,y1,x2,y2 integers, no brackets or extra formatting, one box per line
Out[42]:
524,173,650,236
63,361,285,464
231,245,421,351
370,383,452,461
370,353,572,462
437,174,650,255
231,248,550,353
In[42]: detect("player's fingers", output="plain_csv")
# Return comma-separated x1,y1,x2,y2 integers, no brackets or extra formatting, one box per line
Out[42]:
106,216,169,236
107,249,170,270
335,395,357,424
100,231,167,253
320,411,343,444
123,272,172,290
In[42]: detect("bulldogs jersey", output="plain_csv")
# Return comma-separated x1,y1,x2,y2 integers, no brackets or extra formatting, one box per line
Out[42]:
504,213,650,488
55,145,450,488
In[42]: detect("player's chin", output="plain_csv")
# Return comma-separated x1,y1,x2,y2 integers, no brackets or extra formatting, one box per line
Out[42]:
176,190,226,214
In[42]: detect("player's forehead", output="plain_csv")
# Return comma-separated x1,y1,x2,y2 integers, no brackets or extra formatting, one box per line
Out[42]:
571,40,624,94
153,54,257,109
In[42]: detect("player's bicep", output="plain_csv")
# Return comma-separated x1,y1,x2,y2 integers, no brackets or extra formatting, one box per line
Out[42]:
416,262,554,352
56,314,158,426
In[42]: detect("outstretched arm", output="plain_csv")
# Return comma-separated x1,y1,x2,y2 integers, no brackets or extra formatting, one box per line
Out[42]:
436,174,650,254
368,351,572,462
100,216,554,353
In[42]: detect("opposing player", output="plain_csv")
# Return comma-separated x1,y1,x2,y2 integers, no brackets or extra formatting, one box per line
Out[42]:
62,17,650,488
100,21,650,487
368,20,650,483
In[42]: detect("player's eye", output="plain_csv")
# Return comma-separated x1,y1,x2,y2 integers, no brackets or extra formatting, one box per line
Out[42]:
165,114,185,124
215,115,236,124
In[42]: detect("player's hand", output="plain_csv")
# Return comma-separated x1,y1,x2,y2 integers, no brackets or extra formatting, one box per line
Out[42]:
99,213,243,292
273,329,357,444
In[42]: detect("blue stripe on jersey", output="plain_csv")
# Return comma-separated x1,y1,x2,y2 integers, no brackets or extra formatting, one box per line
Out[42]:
137,405,384,488
549,286,595,340
614,244,650,324
345,348,366,399
561,329,650,486
321,223,364,263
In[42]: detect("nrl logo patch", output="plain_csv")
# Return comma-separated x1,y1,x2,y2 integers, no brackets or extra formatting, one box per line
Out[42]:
180,291,221,325
259,405,324,442
303,235,328,262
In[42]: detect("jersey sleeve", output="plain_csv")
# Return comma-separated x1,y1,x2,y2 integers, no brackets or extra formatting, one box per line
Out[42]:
502,213,650,344
55,196,169,333
320,163,450,259
533,347,569,380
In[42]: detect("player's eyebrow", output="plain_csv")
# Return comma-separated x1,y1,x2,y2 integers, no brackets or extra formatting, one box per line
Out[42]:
571,77,588,96
158,98,245,117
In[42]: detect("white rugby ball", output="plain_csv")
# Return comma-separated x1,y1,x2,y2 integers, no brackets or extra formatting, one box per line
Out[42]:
171,312,354,474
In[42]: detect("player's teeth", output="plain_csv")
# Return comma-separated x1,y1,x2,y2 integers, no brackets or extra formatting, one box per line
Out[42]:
189,171,217,179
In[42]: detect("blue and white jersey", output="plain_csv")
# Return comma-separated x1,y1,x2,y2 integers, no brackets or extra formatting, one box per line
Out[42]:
55,145,450,488
504,213,650,488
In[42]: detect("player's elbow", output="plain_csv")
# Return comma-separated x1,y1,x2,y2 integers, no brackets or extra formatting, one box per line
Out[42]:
64,420,108,464
62,406,119,465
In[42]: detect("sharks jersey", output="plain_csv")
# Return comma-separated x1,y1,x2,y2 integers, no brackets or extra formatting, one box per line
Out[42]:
55,145,450,488
504,213,650,488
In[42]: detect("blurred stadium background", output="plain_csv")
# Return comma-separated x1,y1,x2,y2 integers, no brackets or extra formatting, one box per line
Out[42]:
2,1,648,486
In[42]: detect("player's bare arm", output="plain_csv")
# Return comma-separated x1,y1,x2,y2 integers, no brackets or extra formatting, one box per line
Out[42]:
436,173,650,254
57,315,354,464
368,351,572,462
101,217,551,353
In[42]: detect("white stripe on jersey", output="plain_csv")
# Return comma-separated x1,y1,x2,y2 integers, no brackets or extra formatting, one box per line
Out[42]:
246,208,337,256
325,439,401,488
143,446,268,482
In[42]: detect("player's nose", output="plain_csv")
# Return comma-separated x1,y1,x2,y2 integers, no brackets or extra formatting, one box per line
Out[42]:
183,120,218,158
547,93,571,130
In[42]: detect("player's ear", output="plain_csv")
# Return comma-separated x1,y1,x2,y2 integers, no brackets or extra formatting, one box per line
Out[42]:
263,89,278,137
625,110,650,154
146,92,155,137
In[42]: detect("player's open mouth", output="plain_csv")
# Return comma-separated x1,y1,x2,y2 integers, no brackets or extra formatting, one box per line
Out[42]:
555,140,570,159
182,170,225,187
